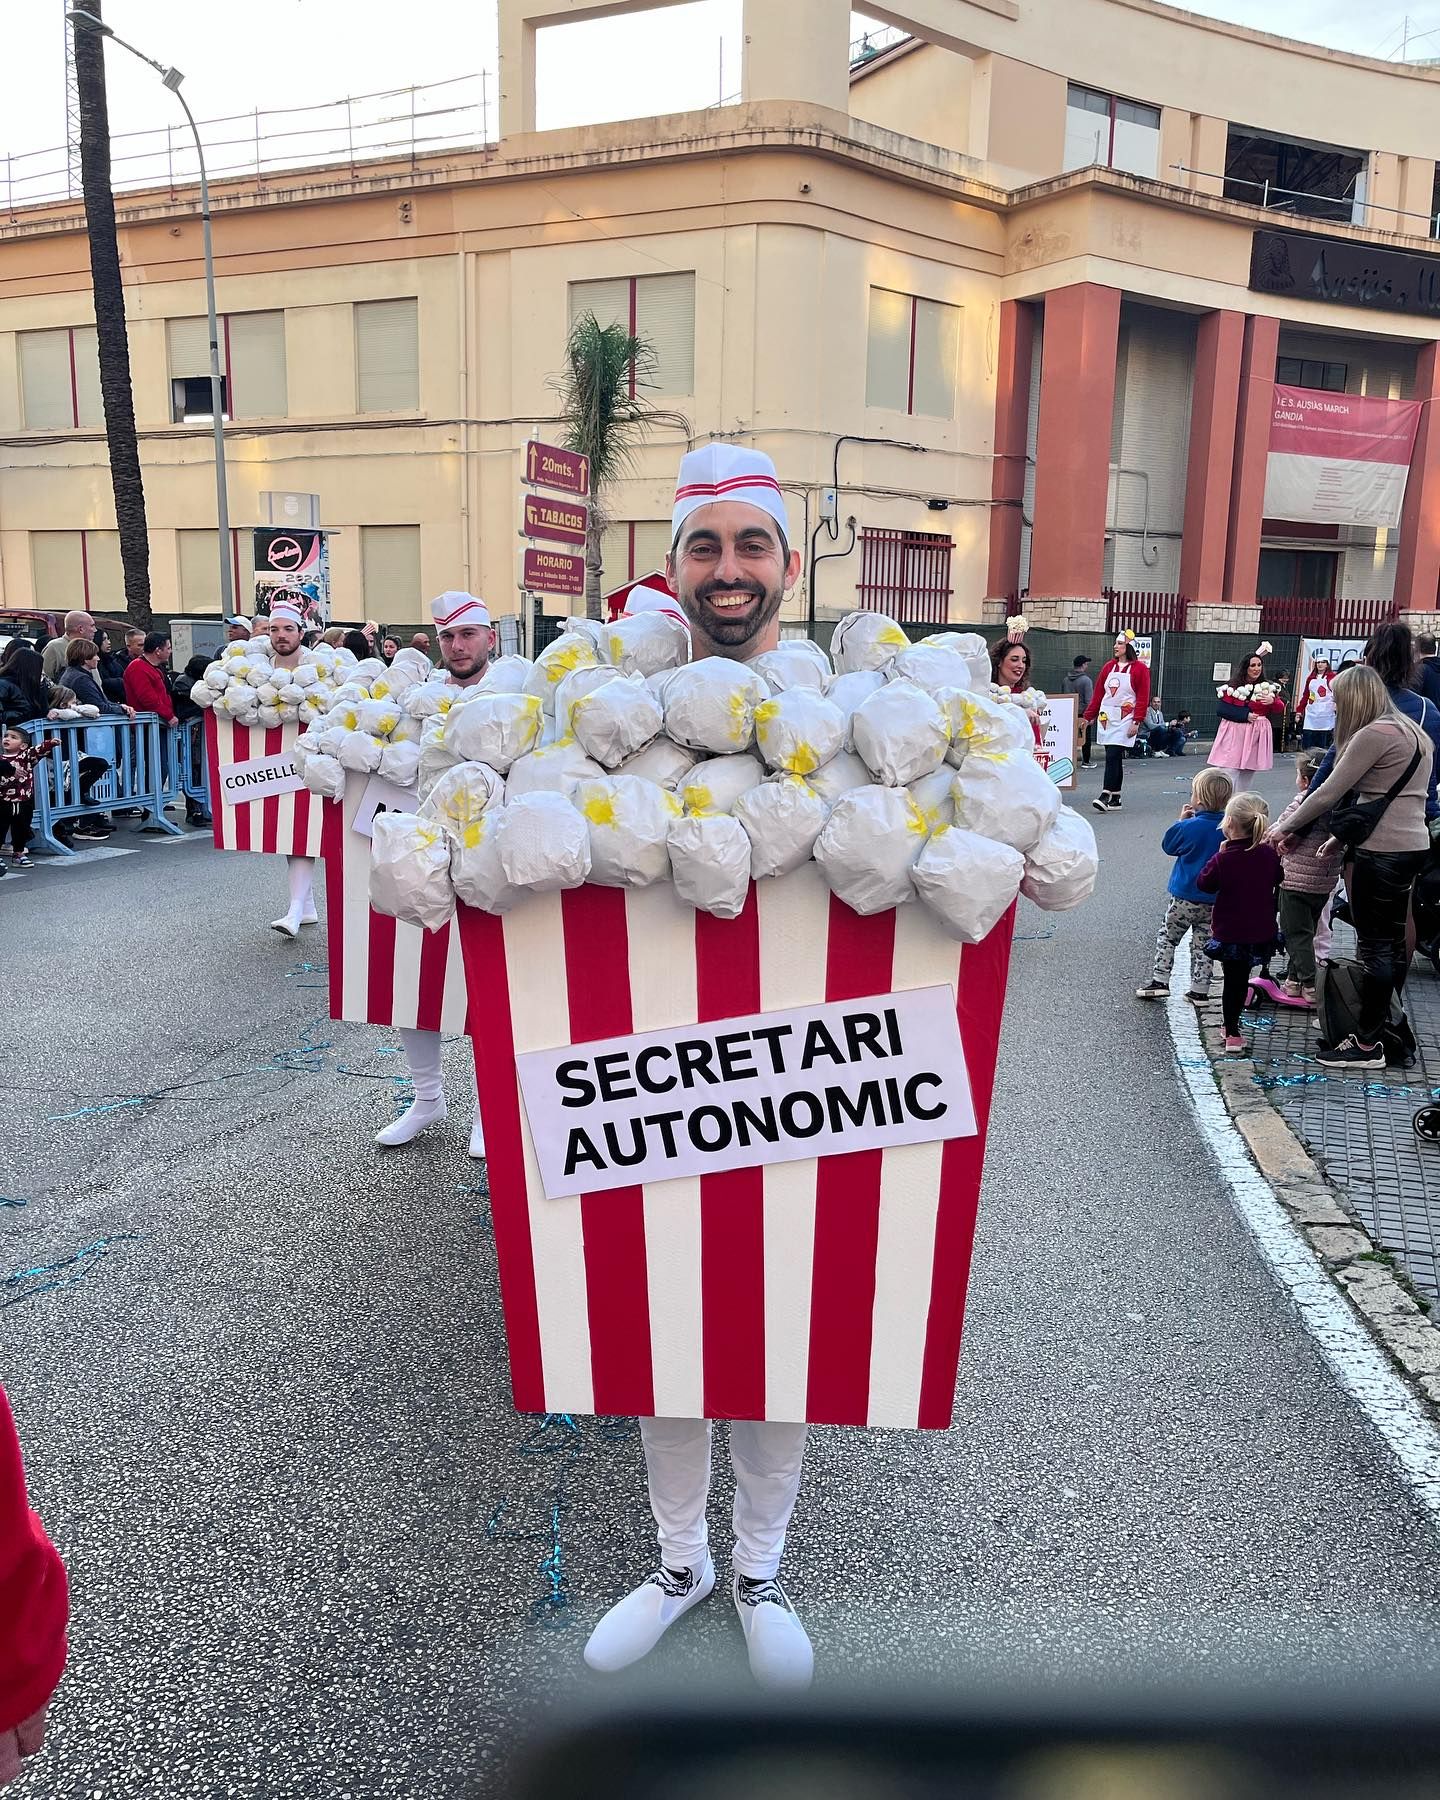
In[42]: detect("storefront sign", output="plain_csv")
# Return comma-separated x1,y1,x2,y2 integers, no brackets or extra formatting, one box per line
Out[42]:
219,752,304,806
523,493,589,547
352,773,419,839
516,985,976,1199
1251,227,1440,319
524,439,590,496
252,527,331,626
523,546,587,597
1264,384,1421,529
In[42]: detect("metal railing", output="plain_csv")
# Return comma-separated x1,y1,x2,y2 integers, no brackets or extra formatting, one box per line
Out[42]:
1103,590,1190,635
1167,162,1438,236
162,718,212,820
22,714,181,854
1257,594,1400,637
4,72,496,216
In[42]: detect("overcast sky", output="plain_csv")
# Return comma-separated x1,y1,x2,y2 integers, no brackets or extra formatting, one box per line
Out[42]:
1,1,1436,201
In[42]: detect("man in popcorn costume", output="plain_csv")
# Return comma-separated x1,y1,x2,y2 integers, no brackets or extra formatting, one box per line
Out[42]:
268,601,321,938
583,444,818,1690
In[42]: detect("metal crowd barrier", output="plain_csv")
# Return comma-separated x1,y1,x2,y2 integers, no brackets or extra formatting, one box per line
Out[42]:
160,717,212,819
22,715,182,855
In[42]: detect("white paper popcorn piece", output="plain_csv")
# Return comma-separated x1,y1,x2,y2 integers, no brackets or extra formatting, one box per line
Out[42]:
378,739,422,788
337,732,383,774
824,669,885,719
750,641,831,694
662,658,768,755
912,826,1024,942
442,691,544,772
806,749,873,808
615,735,697,789
1021,806,1099,911
849,680,950,786
570,674,665,770
940,687,1035,765
504,737,606,798
830,610,910,673
813,785,928,915
603,611,691,679
496,791,592,892
574,774,682,887
681,753,766,816
419,760,506,838
734,776,828,878
370,813,457,933
524,632,600,709
753,689,846,777
920,630,991,690
951,751,1060,854
477,655,534,695
667,813,753,919
907,765,956,834
554,665,621,740
888,642,973,697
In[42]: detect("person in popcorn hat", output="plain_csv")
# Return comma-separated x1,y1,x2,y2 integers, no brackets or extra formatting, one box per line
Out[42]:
1207,642,1284,795
269,599,320,937
374,591,494,1162
583,442,815,1692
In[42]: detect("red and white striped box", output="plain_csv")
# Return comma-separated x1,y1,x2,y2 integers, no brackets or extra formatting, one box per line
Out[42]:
204,713,325,857
320,781,469,1033
458,866,1014,1430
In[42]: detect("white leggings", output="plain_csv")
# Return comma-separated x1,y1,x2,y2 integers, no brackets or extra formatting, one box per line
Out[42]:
285,855,315,915
639,1416,808,1580
1211,765,1247,795
398,1027,480,1118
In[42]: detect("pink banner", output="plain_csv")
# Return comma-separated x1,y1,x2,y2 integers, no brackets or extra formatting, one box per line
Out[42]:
1264,384,1422,529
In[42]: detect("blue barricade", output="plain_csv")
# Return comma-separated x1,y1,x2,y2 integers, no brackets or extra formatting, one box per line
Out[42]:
22,715,182,856
160,718,211,819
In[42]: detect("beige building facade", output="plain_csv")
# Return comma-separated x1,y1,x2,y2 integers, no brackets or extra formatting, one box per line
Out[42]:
4,0,1440,634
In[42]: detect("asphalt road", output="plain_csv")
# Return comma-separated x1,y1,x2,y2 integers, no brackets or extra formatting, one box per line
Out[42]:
5,763,1440,1800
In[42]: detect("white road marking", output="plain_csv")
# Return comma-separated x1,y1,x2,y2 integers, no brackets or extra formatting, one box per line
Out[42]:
31,845,139,867
1167,953,1440,1519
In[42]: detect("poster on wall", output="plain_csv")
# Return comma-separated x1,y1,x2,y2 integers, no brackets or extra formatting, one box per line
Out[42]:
1295,636,1366,698
1264,385,1421,529
253,528,331,628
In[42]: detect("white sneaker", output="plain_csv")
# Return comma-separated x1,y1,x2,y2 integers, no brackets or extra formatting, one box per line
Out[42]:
298,907,319,926
583,1556,715,1673
731,1573,813,1690
375,1094,447,1147
469,1115,487,1160
271,914,300,938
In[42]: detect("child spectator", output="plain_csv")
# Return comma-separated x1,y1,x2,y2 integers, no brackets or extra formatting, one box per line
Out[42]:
1197,792,1283,1057
0,727,60,868
0,1385,68,1788
1137,768,1233,1004
1271,748,1345,1004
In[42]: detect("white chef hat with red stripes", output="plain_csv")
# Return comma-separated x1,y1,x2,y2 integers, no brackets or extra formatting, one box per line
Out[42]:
672,442,788,545
429,591,491,630
268,597,304,628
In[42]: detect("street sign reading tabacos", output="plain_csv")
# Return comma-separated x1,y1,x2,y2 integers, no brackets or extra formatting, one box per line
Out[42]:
523,492,589,547
525,439,590,496
523,545,587,597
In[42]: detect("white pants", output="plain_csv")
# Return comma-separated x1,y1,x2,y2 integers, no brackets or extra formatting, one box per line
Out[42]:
284,854,315,915
639,1416,808,1580
398,1027,481,1138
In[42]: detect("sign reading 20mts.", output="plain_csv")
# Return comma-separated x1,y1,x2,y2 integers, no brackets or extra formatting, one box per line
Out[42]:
525,440,590,496
516,986,976,1199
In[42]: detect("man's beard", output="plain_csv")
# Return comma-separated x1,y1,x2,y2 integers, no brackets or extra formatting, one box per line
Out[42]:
444,648,489,682
684,578,784,650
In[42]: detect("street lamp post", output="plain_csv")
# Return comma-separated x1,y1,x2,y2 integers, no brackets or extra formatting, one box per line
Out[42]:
67,10,234,619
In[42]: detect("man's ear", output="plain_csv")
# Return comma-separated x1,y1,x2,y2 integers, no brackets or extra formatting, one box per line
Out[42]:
783,546,803,591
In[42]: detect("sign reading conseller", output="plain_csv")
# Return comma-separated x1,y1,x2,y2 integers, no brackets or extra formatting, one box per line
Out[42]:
516,986,976,1199
1250,227,1440,319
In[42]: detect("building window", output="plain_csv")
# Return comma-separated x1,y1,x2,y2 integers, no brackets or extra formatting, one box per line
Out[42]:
19,326,102,429
865,289,961,418
856,526,952,625
1063,85,1161,178
30,529,123,612
1277,357,1348,393
568,273,695,396
167,311,287,423
355,298,419,412
362,525,421,614
599,520,671,587
1224,126,1368,224
178,529,254,615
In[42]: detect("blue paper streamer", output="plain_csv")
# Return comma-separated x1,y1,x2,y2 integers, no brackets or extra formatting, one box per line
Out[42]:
4,1233,140,1308
1,1196,27,1210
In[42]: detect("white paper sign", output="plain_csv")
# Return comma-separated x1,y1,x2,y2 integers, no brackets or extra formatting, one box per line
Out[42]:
352,774,419,840
1035,694,1077,791
220,753,304,806
516,985,976,1200
1211,661,1231,682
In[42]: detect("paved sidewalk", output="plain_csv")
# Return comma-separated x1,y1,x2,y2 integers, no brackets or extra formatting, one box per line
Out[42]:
1244,925,1440,1306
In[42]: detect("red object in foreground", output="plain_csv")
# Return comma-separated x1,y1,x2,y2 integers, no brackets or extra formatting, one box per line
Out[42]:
0,1385,67,1739
458,869,1015,1430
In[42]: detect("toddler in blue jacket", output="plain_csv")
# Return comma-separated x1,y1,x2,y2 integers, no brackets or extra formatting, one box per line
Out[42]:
1136,767,1233,1002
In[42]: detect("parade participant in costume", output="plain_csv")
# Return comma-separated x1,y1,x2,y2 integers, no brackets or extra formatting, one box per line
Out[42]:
1083,631,1151,813
988,636,1044,747
1208,644,1283,793
375,590,493,1160
583,444,815,1691
268,601,321,939
1297,654,1335,750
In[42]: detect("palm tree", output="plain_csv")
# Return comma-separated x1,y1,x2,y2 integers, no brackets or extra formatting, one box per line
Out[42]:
552,314,660,621
75,1,152,629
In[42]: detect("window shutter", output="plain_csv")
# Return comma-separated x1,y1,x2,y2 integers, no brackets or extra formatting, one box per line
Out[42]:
631,520,671,576
866,288,911,412
31,531,85,608
911,298,960,420
227,311,287,419
599,522,630,585
71,326,103,427
167,315,212,380
1112,101,1160,178
356,299,419,412
1064,86,1110,171
635,273,695,394
84,531,124,613
19,330,74,429
178,530,224,614
362,525,421,613
569,277,631,333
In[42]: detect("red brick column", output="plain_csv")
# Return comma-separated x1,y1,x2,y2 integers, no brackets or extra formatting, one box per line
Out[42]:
986,298,1035,601
1395,340,1440,613
1222,314,1279,606
1029,283,1121,598
1180,310,1245,604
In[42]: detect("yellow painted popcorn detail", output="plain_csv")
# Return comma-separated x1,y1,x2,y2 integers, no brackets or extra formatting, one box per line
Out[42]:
545,639,597,683
878,622,908,648
904,796,928,836
579,788,617,827
682,782,713,815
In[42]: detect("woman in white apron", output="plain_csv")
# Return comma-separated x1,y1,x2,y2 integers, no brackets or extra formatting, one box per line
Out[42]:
1298,655,1336,750
1084,633,1151,813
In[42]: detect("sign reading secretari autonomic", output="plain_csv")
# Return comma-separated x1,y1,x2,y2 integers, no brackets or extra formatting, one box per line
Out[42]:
515,986,976,1200
219,753,304,806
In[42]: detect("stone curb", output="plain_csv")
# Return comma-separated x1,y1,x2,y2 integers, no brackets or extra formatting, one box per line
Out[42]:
1196,1001,1440,1415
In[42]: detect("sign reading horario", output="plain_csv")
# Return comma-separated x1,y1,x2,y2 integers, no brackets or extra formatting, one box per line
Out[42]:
517,986,976,1198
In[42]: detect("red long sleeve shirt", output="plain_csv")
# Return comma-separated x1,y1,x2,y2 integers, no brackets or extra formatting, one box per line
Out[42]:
123,657,175,722
0,1386,68,1735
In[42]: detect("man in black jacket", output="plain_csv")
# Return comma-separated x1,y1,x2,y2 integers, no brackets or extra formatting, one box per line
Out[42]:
1416,635,1440,710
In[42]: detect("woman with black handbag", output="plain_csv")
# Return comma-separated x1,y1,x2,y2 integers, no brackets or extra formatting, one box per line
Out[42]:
1270,665,1431,1070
